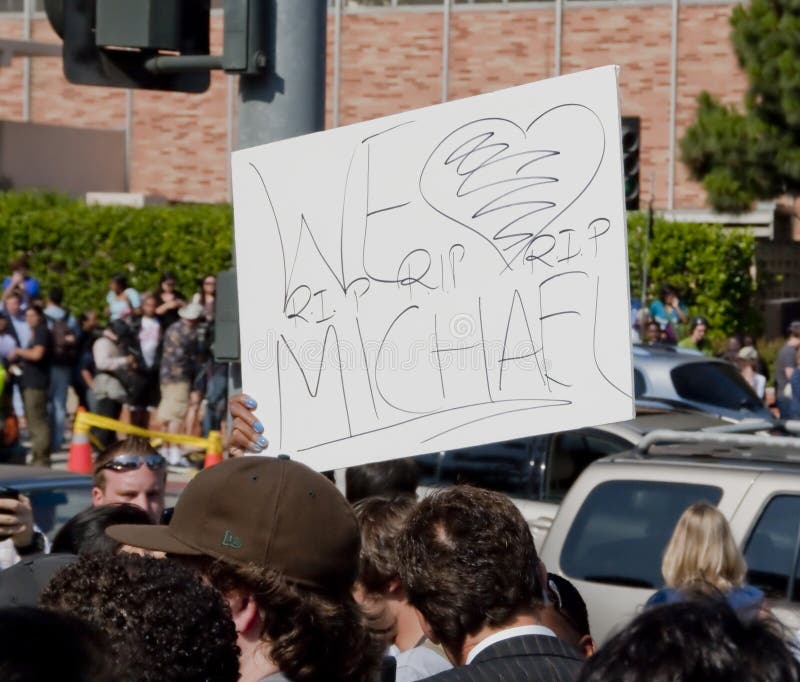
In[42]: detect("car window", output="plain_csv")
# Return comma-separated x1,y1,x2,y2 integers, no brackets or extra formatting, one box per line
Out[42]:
633,368,646,398
544,430,632,502
745,495,800,601
25,485,93,540
419,439,540,499
561,480,722,588
670,362,762,411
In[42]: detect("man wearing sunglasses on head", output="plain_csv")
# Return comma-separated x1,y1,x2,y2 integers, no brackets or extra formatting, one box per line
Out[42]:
92,437,167,523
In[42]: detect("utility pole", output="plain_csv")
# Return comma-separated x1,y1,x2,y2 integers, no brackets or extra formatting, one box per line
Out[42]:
237,0,327,150
224,0,327,410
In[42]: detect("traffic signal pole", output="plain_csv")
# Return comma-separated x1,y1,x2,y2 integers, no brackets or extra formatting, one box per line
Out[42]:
224,0,327,417
236,0,327,150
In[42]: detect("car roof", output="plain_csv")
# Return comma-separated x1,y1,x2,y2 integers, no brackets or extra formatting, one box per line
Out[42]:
619,409,728,434
0,465,92,487
632,344,726,367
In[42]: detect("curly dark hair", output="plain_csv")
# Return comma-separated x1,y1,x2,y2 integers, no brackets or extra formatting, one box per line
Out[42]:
51,503,153,555
396,485,544,656
40,554,240,682
579,597,800,682
196,558,384,682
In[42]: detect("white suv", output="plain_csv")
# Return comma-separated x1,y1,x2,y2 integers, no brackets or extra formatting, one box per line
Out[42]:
539,430,800,643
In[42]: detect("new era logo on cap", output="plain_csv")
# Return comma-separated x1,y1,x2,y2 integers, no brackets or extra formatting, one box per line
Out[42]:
221,530,242,549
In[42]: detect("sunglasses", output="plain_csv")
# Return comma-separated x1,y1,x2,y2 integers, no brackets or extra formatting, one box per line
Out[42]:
98,453,166,473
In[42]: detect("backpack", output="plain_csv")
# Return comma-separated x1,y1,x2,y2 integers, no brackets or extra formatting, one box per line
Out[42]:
46,310,78,365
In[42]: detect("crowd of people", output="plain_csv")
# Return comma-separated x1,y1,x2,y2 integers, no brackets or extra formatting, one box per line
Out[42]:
0,416,798,681
632,282,800,407
0,256,226,467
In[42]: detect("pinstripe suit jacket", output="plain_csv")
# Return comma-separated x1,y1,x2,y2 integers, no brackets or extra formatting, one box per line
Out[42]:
420,635,583,682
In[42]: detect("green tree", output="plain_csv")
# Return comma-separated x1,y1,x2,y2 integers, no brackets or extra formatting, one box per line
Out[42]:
627,213,758,339
682,0,800,213
0,191,233,317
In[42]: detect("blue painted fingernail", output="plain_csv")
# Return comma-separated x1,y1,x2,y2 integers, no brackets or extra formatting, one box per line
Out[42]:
257,436,268,448
245,397,257,409
253,421,264,434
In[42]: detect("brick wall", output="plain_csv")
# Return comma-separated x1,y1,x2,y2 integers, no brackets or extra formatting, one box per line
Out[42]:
0,3,745,208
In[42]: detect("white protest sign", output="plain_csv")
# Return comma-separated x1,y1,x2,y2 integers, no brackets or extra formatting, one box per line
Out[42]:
232,65,634,471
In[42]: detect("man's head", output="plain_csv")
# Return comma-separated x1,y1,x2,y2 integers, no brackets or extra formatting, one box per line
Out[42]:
48,286,64,307
92,437,167,522
346,458,419,504
4,292,21,317
396,485,546,661
24,304,43,330
789,321,800,343
141,292,157,317
646,320,661,344
41,553,240,682
107,456,382,682
577,598,800,682
177,302,204,327
540,574,595,658
0,606,114,682
689,316,708,343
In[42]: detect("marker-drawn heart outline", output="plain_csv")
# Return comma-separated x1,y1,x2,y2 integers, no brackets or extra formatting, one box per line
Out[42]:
419,103,606,270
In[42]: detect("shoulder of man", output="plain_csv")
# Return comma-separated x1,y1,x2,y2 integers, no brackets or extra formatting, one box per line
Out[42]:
422,636,582,682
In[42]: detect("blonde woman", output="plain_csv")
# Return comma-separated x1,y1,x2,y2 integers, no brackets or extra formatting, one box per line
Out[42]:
646,502,764,620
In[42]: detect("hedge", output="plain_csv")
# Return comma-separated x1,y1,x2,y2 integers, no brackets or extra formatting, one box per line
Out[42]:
0,192,760,340
0,191,233,317
627,212,759,341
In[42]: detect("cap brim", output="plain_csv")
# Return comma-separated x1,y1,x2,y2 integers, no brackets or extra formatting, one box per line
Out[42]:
106,524,205,556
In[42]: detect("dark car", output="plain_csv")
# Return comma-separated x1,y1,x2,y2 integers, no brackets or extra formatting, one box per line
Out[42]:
632,344,772,421
0,465,93,540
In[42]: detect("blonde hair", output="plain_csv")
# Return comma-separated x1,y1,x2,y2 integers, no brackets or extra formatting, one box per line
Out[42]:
661,502,746,593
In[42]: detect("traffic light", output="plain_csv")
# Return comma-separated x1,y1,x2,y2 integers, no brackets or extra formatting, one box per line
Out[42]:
51,0,211,92
621,116,640,211
44,0,268,93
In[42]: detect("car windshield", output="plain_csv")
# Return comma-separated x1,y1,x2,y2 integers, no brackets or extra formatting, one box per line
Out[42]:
670,362,763,411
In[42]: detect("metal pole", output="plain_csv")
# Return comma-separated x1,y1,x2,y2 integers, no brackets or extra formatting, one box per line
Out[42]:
441,0,450,104
554,0,563,77
333,0,342,128
226,74,235,200
124,90,133,191
237,0,327,150
667,0,679,211
22,0,32,121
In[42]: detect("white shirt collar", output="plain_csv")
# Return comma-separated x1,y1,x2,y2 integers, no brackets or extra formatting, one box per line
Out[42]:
465,625,557,665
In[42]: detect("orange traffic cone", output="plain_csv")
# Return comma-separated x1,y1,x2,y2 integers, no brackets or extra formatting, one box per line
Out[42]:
68,407,93,474
203,430,224,469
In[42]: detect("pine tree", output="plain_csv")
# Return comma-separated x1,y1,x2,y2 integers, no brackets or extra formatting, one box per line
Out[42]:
682,0,800,212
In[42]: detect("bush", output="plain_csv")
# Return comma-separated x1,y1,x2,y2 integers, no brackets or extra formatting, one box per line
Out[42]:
627,213,758,341
0,191,233,317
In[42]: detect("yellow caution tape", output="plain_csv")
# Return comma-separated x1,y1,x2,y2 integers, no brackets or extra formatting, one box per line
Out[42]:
74,410,221,453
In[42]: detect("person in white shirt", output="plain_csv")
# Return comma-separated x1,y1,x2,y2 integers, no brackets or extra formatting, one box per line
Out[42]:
352,495,451,682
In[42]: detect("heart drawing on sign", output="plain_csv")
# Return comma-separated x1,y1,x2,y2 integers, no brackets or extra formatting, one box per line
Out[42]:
418,104,607,271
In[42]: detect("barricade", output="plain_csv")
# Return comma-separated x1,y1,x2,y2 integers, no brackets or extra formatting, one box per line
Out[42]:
69,410,223,470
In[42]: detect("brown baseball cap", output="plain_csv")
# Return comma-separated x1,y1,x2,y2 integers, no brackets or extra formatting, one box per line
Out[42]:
107,456,360,591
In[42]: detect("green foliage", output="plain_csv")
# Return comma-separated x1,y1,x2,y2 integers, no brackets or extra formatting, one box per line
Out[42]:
0,191,233,317
680,0,800,212
627,213,758,339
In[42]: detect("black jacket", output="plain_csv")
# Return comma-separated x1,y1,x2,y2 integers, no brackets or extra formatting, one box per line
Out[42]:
421,634,582,682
